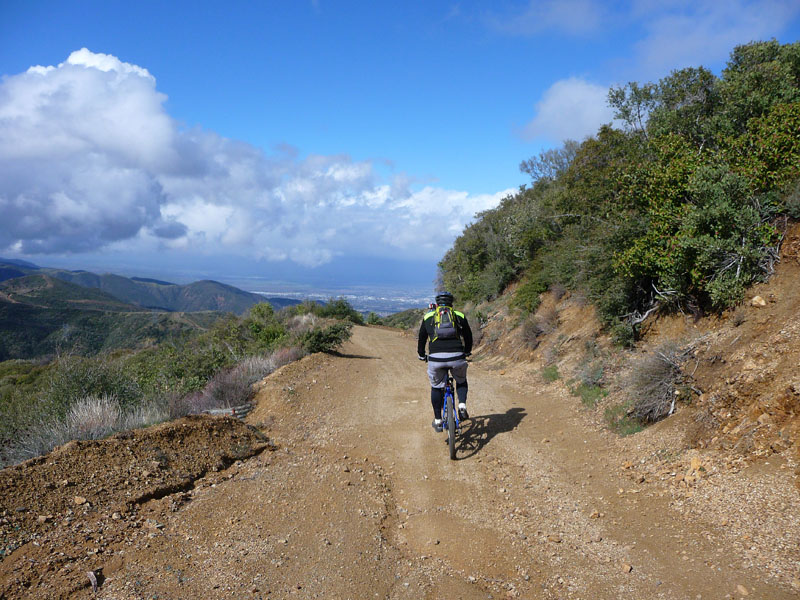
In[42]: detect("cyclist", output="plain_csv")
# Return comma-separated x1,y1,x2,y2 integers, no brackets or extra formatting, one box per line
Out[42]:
417,291,473,431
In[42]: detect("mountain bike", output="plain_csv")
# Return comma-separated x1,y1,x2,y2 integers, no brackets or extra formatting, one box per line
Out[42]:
441,376,460,460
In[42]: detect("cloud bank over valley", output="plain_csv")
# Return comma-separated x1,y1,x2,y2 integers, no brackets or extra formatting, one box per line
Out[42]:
0,49,512,274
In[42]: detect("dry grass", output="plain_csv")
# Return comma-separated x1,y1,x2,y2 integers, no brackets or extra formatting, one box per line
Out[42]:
521,307,559,350
550,283,567,301
626,342,688,423
285,313,318,334
171,346,306,417
5,394,170,465
2,345,308,466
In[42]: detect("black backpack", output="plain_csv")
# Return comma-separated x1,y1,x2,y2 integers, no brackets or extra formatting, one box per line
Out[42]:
433,305,459,340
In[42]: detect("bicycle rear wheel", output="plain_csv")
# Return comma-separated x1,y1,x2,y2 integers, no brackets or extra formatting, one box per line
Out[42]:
446,395,456,460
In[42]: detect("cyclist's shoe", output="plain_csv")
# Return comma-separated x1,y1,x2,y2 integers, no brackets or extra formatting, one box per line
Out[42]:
432,418,443,432
458,403,469,420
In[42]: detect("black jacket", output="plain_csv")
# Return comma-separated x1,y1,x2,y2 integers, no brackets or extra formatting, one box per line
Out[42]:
417,308,473,360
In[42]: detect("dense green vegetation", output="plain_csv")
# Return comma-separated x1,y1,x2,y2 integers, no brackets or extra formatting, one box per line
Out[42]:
0,298,356,466
439,41,800,344
379,308,427,330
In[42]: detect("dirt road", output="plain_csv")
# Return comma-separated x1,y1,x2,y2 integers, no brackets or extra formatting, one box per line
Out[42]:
2,325,798,599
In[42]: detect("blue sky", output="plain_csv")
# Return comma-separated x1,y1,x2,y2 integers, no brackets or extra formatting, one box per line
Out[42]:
1,1,799,291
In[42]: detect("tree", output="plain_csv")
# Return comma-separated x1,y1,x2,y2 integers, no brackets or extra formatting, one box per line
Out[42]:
718,40,800,136
519,141,580,182
647,67,720,149
608,82,658,136
244,302,286,348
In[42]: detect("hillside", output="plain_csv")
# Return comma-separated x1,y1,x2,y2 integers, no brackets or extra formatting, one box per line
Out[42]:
467,222,800,477
440,40,800,346
0,274,148,312
380,307,426,329
0,275,222,360
0,259,299,314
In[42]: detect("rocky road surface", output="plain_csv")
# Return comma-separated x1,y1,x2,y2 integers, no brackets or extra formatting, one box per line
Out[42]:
1,325,798,599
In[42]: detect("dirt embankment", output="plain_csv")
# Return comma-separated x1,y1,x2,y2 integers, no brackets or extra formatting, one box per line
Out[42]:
479,223,800,468
0,416,272,597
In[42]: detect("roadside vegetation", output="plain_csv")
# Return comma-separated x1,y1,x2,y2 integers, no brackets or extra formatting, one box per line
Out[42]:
437,40,799,433
377,308,426,330
439,40,800,347
0,298,359,466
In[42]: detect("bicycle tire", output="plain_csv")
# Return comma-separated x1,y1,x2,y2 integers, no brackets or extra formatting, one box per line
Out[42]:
446,394,456,460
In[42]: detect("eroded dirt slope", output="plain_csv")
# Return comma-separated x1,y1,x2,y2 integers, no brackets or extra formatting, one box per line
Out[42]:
2,325,798,599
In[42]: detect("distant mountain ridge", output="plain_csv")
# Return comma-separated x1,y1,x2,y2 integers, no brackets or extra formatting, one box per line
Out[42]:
0,274,147,312
0,258,298,314
0,275,222,360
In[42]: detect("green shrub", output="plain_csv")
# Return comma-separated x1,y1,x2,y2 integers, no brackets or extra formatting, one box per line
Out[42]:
318,298,364,324
244,302,287,348
381,308,425,330
301,323,353,354
541,365,559,382
38,355,142,418
604,403,644,436
610,321,636,347
572,383,606,407
512,276,548,314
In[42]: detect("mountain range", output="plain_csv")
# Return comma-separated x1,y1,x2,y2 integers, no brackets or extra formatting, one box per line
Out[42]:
0,258,298,314
0,258,301,360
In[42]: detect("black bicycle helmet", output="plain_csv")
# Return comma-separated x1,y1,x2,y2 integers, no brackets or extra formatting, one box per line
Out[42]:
435,291,454,306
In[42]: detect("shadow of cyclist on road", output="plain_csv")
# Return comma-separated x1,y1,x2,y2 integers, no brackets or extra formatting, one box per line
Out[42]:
455,407,526,460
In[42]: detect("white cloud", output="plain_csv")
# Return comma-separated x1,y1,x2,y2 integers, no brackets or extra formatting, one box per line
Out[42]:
66,48,155,79
0,49,506,267
517,1,799,146
492,1,799,82
522,77,615,143
491,0,606,36
632,0,800,75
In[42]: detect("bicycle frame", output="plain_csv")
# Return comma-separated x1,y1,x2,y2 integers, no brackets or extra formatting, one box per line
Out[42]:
442,376,460,459
442,377,460,430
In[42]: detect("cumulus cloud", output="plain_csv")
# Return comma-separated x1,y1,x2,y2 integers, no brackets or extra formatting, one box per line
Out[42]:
632,0,800,75
493,1,799,78
0,49,505,266
522,77,615,143
491,0,606,36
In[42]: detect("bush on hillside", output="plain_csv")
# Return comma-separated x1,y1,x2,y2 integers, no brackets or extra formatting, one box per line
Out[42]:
244,302,287,348
626,342,689,423
512,276,548,314
381,308,425,330
36,355,142,420
317,298,364,324
301,323,353,354
541,365,559,382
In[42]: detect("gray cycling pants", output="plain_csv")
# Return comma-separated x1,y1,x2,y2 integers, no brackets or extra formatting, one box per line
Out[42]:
428,358,468,419
427,358,468,389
